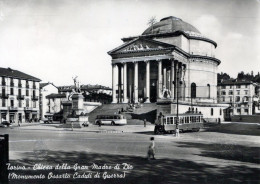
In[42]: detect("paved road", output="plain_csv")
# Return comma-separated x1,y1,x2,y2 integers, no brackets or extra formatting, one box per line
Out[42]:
0,124,259,184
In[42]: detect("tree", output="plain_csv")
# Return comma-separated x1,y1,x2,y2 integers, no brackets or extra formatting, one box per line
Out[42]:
217,72,230,83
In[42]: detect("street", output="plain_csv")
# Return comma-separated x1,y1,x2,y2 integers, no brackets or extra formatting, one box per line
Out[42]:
0,123,260,184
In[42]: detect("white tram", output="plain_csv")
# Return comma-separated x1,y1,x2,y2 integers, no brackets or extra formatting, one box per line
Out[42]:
154,112,204,134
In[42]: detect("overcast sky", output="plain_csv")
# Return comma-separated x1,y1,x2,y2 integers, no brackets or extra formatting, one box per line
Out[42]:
0,0,259,86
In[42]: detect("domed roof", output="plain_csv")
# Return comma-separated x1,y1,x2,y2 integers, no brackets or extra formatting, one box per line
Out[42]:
142,16,201,35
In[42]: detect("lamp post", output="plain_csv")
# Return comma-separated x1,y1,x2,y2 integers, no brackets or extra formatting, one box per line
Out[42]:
174,67,180,137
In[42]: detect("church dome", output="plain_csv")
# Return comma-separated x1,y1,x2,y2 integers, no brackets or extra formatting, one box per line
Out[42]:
142,16,201,36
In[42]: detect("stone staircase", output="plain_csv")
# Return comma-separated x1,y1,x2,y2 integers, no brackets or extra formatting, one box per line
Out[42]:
88,104,129,123
88,103,158,125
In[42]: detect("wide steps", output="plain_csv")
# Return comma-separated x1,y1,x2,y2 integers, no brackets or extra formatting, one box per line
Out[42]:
88,104,129,123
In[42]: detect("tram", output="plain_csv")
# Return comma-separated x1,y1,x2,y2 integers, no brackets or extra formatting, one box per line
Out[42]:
154,112,204,134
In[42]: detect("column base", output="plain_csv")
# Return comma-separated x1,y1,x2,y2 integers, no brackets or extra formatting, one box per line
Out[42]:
112,100,118,104
123,99,128,104
144,99,150,103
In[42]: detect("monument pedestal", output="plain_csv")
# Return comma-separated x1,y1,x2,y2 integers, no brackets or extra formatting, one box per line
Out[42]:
63,93,89,128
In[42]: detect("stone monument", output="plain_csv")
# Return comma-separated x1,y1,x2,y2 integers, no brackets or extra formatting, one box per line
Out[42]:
63,76,89,128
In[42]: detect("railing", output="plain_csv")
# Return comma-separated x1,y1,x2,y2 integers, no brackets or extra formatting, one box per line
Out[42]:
32,96,39,101
17,95,25,100
0,93,9,99
24,107,33,111
9,106,18,111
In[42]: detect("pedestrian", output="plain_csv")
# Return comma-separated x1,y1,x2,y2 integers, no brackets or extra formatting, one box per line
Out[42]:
147,137,155,160
144,119,146,127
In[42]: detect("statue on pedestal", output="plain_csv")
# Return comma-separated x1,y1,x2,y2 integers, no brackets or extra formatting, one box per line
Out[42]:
72,76,81,93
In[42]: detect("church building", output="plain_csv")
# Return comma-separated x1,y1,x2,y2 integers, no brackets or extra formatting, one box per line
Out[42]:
108,16,227,120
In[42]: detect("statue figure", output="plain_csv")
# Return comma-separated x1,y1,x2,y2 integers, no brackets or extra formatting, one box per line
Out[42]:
72,76,81,93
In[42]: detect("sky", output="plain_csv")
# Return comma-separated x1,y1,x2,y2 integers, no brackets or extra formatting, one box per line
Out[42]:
0,0,259,87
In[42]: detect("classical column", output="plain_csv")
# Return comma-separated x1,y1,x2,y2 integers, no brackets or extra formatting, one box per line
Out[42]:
178,63,183,99
163,67,167,89
121,65,124,102
112,64,117,103
145,61,150,103
158,60,162,98
182,65,186,101
171,60,175,99
134,62,139,103
118,65,122,103
123,63,128,103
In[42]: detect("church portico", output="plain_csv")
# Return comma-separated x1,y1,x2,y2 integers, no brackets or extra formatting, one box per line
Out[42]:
110,52,188,104
108,16,225,120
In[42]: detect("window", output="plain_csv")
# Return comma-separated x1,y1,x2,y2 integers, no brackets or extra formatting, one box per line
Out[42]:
2,99,5,107
191,83,196,98
244,90,248,95
26,99,29,107
207,84,210,98
243,96,249,102
211,108,214,116
10,88,14,95
33,101,36,108
220,109,222,115
221,91,226,95
236,96,240,102
245,85,248,88
244,109,248,113
10,100,14,107
18,100,22,107
222,97,225,102
2,88,5,95
26,90,29,96
10,78,14,86
229,96,233,102
18,89,21,96
237,109,241,113
228,90,233,95
2,77,5,85
237,90,240,95
236,85,240,89
18,79,22,87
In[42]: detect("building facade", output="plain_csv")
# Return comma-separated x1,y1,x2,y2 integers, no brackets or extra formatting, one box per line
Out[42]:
39,82,59,119
108,16,219,104
108,16,226,120
217,80,260,115
0,67,41,123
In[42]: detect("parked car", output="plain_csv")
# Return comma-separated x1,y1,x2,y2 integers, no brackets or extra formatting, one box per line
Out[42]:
82,122,89,127
0,121,11,127
42,115,53,124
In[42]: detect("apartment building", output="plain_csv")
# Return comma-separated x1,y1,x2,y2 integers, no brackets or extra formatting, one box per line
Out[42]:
217,79,260,115
0,67,41,123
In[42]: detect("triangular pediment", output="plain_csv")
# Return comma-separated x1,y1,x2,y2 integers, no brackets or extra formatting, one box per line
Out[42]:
108,38,174,55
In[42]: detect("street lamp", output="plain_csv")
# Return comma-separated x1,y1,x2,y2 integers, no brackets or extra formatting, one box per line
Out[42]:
173,67,180,137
